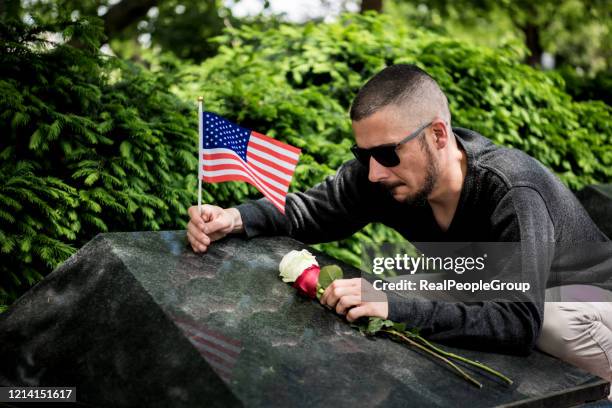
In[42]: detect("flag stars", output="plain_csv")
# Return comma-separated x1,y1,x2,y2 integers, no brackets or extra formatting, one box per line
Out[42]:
201,112,251,161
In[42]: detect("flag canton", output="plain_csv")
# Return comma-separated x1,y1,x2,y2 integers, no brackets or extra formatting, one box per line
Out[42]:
203,112,251,161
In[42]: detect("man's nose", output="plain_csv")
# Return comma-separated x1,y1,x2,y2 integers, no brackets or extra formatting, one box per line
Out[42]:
368,157,390,183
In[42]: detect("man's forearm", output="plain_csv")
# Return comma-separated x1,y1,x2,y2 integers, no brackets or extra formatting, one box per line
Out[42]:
234,160,383,242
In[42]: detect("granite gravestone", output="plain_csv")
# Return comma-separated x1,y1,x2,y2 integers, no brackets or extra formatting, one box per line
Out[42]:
577,184,612,239
0,231,609,407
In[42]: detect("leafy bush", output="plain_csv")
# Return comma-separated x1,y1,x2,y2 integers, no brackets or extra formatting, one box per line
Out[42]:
557,66,612,106
1,12,610,307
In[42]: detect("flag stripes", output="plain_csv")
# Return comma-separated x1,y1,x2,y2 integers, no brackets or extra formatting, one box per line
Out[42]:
171,316,241,384
201,121,300,213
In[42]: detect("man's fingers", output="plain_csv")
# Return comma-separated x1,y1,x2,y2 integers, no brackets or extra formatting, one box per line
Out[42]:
346,305,370,322
187,230,208,253
321,282,359,307
187,222,211,246
187,204,229,253
208,231,227,242
188,206,206,230
187,222,211,249
203,218,229,235
188,205,199,219
187,230,208,252
345,300,388,321
336,295,361,315
201,204,217,223
320,278,362,305
329,278,361,288
320,286,334,306
188,204,217,226
320,283,337,306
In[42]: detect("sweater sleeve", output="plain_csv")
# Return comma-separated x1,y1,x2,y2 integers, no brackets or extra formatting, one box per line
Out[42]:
386,186,554,355
234,160,381,244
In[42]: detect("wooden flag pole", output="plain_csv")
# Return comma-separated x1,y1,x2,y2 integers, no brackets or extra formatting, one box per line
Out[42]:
198,96,204,215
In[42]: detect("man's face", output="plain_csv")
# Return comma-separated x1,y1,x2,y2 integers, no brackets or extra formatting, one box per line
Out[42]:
352,106,439,205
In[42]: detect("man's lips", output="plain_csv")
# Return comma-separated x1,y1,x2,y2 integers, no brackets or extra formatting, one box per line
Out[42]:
381,181,404,191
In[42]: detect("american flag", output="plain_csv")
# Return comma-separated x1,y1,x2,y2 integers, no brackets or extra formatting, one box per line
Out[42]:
200,112,301,214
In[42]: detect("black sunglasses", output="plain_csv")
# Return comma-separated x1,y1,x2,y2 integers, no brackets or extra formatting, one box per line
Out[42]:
351,121,433,168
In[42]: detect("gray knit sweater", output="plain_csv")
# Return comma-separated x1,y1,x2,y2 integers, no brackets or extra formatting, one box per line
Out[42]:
235,128,612,355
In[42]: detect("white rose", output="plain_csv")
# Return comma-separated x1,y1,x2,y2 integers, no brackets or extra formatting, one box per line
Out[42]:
279,249,319,283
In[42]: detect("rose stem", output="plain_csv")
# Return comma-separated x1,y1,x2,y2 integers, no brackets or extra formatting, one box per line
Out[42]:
414,335,513,385
385,329,483,388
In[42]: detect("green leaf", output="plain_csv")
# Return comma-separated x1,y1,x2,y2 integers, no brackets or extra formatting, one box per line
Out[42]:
393,322,407,332
48,120,61,140
29,128,43,150
366,317,385,334
318,264,343,289
84,172,99,186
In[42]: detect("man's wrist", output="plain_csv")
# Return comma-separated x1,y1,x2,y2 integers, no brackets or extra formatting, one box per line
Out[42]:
226,208,244,234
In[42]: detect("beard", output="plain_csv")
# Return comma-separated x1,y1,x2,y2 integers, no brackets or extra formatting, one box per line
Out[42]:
382,138,439,206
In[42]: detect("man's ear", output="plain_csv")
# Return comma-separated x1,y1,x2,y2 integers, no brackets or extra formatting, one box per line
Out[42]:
432,120,449,149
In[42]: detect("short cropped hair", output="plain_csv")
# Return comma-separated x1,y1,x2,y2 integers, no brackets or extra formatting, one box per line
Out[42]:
349,64,450,124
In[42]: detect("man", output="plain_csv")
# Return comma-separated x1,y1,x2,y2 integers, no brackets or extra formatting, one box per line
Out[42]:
187,65,612,386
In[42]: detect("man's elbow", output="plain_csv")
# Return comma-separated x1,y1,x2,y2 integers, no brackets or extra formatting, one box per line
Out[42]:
506,307,543,356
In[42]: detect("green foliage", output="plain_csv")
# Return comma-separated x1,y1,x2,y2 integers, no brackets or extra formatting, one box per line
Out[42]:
0,17,200,304
364,317,392,335
423,43,612,190
393,0,612,75
1,12,610,308
11,0,227,63
0,162,77,301
558,67,612,106
147,0,224,61
174,12,611,266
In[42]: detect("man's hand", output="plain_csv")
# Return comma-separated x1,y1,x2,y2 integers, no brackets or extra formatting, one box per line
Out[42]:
187,205,243,253
319,278,388,322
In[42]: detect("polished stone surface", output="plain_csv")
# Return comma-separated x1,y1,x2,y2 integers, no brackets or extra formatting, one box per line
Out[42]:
577,184,612,239
0,231,609,407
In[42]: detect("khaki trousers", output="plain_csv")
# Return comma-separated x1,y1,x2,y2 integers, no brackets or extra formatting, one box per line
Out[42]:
536,285,612,400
